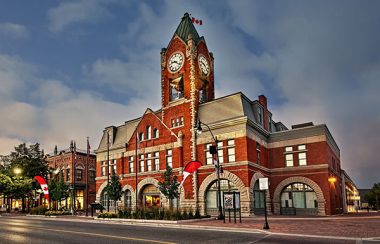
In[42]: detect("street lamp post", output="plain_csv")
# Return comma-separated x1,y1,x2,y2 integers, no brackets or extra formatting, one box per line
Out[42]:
196,120,224,220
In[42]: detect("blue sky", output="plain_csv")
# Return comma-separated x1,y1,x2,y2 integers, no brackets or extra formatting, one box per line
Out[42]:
0,0,379,188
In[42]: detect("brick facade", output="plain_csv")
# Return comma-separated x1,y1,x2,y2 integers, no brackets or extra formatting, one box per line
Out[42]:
94,13,347,216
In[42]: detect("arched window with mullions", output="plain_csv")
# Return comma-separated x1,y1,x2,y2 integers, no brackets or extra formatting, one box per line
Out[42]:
280,182,317,215
100,190,115,208
124,190,132,209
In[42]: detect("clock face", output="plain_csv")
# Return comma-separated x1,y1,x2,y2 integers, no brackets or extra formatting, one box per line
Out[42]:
198,55,209,76
168,52,184,73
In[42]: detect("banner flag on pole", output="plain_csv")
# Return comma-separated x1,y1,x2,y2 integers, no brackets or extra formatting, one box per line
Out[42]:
34,176,50,202
179,161,202,188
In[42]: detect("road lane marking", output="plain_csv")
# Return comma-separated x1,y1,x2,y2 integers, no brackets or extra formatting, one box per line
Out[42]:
20,226,176,244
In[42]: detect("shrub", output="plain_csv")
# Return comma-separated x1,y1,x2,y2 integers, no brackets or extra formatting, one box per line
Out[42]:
97,212,118,218
182,208,188,220
45,210,71,216
195,208,201,219
30,205,48,215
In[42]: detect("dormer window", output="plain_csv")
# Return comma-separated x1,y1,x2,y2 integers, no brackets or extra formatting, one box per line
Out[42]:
146,126,151,140
258,106,263,124
153,128,159,138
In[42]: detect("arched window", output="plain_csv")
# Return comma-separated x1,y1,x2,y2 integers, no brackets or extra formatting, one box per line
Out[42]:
101,190,115,208
139,132,144,141
124,190,132,208
206,179,238,216
146,126,151,140
153,128,159,138
253,181,265,213
280,183,317,215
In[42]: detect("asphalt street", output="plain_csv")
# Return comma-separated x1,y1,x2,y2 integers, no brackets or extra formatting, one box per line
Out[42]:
0,216,373,244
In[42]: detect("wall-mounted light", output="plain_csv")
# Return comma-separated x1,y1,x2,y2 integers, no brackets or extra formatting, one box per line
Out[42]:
328,176,336,183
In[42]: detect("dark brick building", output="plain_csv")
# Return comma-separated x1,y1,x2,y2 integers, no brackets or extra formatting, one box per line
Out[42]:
95,13,349,216
46,142,96,210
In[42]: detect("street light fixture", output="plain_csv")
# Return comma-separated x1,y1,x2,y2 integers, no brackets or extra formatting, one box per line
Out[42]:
196,120,224,220
13,167,23,176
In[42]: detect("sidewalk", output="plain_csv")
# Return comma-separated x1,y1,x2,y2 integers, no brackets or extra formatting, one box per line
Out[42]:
184,212,380,239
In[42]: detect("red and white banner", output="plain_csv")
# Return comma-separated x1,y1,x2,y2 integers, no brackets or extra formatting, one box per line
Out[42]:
34,176,50,202
179,161,202,188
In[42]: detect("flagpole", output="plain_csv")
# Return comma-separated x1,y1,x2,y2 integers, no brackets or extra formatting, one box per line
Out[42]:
107,131,110,212
135,131,138,211
73,141,76,215
85,136,89,216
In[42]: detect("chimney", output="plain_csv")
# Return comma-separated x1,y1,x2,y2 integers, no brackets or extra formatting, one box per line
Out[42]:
258,95,267,109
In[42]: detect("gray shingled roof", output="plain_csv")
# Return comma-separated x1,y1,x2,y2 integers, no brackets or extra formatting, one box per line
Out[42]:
174,13,200,44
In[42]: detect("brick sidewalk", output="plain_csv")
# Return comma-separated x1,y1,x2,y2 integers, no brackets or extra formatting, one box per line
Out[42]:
185,212,380,238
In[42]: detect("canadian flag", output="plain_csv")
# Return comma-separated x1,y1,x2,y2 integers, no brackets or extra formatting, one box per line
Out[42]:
34,176,50,202
192,17,203,25
179,161,203,188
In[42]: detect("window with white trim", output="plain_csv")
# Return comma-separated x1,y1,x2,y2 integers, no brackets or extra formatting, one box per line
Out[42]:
166,149,172,168
298,144,307,166
153,128,159,138
205,143,213,165
147,153,152,171
101,161,106,176
139,154,145,172
256,142,261,164
227,140,235,162
146,126,151,140
154,152,159,171
139,132,144,141
285,154,294,167
128,156,134,173
217,141,224,163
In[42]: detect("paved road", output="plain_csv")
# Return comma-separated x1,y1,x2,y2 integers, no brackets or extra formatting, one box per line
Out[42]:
0,216,377,244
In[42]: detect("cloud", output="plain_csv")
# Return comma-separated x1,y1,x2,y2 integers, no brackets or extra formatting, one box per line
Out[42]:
0,22,29,39
47,0,114,32
223,1,380,187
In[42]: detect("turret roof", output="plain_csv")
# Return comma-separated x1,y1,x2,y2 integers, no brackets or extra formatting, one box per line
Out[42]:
174,13,200,44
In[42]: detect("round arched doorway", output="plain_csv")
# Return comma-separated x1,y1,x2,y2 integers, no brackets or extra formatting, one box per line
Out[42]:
205,179,238,216
141,184,160,208
252,181,265,215
280,183,318,215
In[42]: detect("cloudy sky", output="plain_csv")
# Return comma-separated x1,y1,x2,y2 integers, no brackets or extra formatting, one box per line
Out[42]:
0,0,379,188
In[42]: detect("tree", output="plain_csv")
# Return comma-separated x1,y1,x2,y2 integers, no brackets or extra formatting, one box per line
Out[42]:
365,183,380,210
1,143,48,211
49,177,70,210
105,173,122,213
0,173,12,197
158,166,180,210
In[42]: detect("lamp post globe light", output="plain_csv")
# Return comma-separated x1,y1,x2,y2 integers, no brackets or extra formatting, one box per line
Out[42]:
196,120,224,220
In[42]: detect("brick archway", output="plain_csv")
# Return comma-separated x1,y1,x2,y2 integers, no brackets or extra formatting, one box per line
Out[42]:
249,172,271,214
95,180,108,203
198,171,250,216
121,185,135,209
273,177,326,216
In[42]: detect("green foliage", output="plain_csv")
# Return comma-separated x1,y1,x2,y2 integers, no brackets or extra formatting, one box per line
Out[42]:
30,205,48,215
105,173,122,211
158,166,180,209
0,174,12,195
9,177,33,199
97,212,118,218
49,177,70,208
45,210,71,216
365,183,380,210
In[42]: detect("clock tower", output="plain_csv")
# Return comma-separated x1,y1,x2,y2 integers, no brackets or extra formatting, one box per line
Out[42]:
161,13,214,161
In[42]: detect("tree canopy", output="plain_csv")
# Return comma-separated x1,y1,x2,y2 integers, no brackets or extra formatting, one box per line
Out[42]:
365,182,380,210
105,173,122,212
158,166,180,209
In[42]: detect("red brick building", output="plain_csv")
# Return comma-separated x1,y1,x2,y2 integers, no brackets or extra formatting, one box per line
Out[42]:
95,13,347,216
46,141,96,210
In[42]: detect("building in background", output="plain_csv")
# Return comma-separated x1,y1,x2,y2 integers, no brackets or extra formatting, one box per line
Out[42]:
46,142,96,210
95,13,353,216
